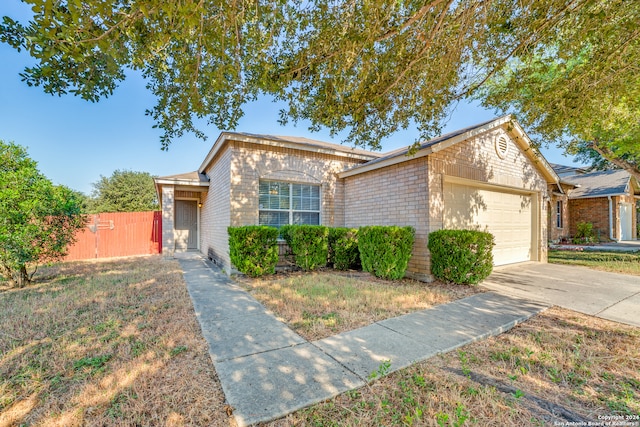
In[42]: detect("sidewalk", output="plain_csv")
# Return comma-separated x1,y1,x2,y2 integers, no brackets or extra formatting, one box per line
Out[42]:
550,240,640,252
177,254,548,427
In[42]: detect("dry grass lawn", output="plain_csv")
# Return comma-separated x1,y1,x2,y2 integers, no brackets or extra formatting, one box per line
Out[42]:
0,256,230,427
3,258,638,426
235,270,481,340
273,307,640,426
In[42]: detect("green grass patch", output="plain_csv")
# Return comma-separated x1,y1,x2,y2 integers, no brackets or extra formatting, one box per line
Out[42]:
549,250,640,275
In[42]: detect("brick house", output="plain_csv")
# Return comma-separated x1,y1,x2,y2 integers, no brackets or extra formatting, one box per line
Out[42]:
155,115,561,281
548,166,639,243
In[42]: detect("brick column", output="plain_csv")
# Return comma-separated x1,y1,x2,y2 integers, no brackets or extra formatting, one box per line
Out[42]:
161,186,175,256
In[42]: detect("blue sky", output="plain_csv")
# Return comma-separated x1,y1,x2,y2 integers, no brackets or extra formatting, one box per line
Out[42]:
0,3,583,194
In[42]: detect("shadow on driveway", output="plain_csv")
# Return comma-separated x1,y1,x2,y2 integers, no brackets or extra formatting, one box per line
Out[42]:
481,262,640,327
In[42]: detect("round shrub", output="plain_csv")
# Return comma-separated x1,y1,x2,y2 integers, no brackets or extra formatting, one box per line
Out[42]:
289,225,329,271
328,227,360,270
428,229,494,285
358,226,415,280
228,226,278,277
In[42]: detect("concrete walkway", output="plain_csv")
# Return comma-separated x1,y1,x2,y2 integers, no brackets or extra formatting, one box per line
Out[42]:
177,254,548,427
550,240,640,252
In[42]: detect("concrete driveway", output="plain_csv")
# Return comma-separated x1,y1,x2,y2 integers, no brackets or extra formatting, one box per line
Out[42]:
481,263,640,328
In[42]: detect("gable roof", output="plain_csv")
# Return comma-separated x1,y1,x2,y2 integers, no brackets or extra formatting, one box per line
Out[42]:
550,163,587,177
563,169,637,199
338,115,559,184
199,132,382,173
155,171,209,186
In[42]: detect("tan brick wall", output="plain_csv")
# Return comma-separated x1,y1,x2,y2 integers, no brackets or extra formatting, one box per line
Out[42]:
343,157,430,280
200,140,365,272
161,186,175,256
228,141,363,230
548,191,570,243
428,127,549,265
342,127,550,280
201,145,232,270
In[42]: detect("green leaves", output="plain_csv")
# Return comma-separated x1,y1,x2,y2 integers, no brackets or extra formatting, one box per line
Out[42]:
88,170,158,213
0,141,86,287
478,0,640,178
428,229,494,285
228,225,279,277
2,0,638,172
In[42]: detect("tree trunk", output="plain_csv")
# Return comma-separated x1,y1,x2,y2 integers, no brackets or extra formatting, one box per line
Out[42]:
17,265,30,288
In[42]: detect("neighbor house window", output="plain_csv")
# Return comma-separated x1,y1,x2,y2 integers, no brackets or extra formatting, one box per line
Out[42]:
258,181,320,228
556,201,563,228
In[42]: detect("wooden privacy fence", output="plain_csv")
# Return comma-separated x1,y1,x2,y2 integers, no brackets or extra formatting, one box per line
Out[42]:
65,211,162,261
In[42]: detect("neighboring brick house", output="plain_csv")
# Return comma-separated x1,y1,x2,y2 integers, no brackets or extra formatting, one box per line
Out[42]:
155,115,561,281
547,166,640,243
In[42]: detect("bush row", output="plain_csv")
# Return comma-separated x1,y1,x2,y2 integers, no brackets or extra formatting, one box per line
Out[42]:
229,226,495,285
228,225,414,279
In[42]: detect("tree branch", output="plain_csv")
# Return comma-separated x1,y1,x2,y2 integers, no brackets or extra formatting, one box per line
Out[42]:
377,0,456,100
590,140,640,181
454,0,589,100
376,0,447,43
75,10,144,44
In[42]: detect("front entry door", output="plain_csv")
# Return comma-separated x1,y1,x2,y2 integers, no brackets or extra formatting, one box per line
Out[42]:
619,203,633,241
175,200,198,250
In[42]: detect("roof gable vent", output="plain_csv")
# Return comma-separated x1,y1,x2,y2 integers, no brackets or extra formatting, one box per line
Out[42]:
496,136,509,159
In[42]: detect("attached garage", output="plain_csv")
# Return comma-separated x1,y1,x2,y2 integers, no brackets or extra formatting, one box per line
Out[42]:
443,179,538,266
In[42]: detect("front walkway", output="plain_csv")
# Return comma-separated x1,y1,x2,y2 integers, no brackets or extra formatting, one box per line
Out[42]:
177,254,548,427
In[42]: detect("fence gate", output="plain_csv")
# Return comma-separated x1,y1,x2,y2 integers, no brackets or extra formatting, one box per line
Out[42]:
65,211,162,261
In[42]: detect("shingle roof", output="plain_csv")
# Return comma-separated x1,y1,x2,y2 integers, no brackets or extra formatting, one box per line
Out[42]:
564,169,632,199
227,132,383,158
354,116,507,169
549,163,586,177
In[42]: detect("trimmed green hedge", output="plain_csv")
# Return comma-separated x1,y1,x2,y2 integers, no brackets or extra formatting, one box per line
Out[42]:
228,226,278,277
279,224,295,247
358,226,415,280
428,229,494,285
289,225,329,271
328,227,360,270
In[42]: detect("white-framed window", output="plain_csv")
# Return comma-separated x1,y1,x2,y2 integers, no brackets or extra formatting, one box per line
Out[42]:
258,180,320,228
556,200,563,228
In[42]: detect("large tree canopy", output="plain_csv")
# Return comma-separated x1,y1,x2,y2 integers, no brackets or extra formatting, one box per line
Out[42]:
478,0,640,180
0,141,85,287
88,170,158,213
1,0,638,174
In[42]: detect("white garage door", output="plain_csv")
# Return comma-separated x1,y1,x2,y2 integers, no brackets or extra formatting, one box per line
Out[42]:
443,182,534,265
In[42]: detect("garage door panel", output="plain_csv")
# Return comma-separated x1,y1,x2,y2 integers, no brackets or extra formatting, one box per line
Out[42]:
443,182,533,265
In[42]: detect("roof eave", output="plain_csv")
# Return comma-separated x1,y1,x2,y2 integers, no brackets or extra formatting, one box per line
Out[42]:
154,178,209,187
504,120,560,187
199,132,380,173
339,117,513,178
339,116,561,187
568,192,628,200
